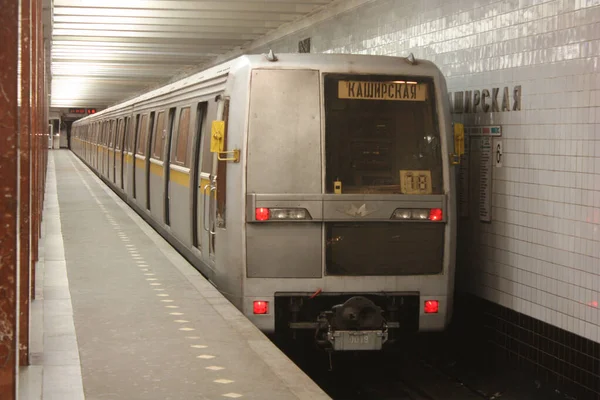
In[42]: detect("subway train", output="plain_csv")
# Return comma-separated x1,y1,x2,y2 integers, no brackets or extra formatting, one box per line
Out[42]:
71,52,462,351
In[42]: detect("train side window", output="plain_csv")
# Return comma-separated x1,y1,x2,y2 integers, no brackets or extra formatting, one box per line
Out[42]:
113,119,118,148
152,111,166,160
115,120,121,150
216,98,230,228
129,115,139,152
193,102,207,168
148,112,155,156
102,122,108,145
201,101,219,174
115,119,124,150
123,117,130,151
136,114,148,155
166,108,176,159
173,107,191,167
109,120,116,148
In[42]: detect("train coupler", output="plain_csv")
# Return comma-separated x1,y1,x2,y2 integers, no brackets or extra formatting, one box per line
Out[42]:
318,295,389,351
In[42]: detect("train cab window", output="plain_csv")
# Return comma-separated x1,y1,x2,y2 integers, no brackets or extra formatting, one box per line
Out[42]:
152,111,166,160
173,107,191,166
324,75,443,194
136,114,149,155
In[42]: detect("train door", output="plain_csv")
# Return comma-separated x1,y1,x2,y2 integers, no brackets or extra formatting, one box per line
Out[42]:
203,98,228,261
167,106,194,247
95,122,100,170
134,113,149,203
115,119,125,189
112,119,118,183
191,102,208,250
102,121,109,177
145,112,155,211
163,108,176,226
95,123,101,171
108,119,116,183
99,121,105,176
127,114,140,199
149,110,167,222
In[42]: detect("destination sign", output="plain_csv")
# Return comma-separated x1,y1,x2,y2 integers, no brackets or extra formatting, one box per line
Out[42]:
338,81,427,101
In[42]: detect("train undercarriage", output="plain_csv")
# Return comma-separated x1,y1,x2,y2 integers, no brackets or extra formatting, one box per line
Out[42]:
275,293,420,351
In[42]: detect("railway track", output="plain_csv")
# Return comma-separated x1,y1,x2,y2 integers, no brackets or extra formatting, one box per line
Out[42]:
274,333,570,400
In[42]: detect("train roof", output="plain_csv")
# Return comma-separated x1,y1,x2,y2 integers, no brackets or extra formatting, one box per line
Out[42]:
74,53,441,124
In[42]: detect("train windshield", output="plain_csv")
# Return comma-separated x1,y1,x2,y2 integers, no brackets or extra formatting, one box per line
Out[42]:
324,75,443,195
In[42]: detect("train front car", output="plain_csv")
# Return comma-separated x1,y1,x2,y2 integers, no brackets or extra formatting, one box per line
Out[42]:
240,54,458,351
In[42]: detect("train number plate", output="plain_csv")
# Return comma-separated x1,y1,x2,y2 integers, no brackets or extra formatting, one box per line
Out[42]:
328,330,387,351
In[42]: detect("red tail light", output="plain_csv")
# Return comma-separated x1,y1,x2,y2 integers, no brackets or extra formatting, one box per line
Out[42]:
429,208,443,221
253,301,269,314
255,208,270,221
424,300,439,314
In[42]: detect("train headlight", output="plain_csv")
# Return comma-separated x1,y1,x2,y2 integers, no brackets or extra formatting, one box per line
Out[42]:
412,209,430,220
392,209,412,219
254,208,312,221
391,208,443,221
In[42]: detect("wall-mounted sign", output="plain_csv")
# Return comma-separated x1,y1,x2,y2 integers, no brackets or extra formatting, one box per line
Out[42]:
450,85,521,114
467,125,502,136
479,137,492,222
458,134,469,218
68,108,97,115
495,140,503,168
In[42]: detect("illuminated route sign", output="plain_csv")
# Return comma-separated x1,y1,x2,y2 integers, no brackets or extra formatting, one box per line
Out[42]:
69,108,97,115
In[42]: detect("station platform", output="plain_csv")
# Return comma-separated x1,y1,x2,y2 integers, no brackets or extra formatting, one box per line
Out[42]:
19,150,329,400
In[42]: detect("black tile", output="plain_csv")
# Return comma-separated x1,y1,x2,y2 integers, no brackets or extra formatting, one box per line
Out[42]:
456,294,600,400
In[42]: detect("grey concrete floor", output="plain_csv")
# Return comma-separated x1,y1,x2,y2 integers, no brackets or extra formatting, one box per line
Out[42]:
19,151,329,400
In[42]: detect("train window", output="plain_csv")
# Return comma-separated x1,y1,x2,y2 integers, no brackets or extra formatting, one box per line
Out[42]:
109,120,116,148
194,102,207,170
115,119,124,150
152,111,166,160
102,122,108,145
128,116,137,152
324,75,443,194
105,122,110,146
123,118,130,151
136,114,149,155
173,107,191,166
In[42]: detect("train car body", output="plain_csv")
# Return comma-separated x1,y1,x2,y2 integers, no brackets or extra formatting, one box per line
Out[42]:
72,53,459,351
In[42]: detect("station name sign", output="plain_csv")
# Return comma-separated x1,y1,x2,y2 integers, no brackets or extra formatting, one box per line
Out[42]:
339,81,427,101
69,108,97,115
450,85,521,113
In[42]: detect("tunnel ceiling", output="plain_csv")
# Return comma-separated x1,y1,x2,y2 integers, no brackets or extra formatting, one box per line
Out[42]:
50,0,334,109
